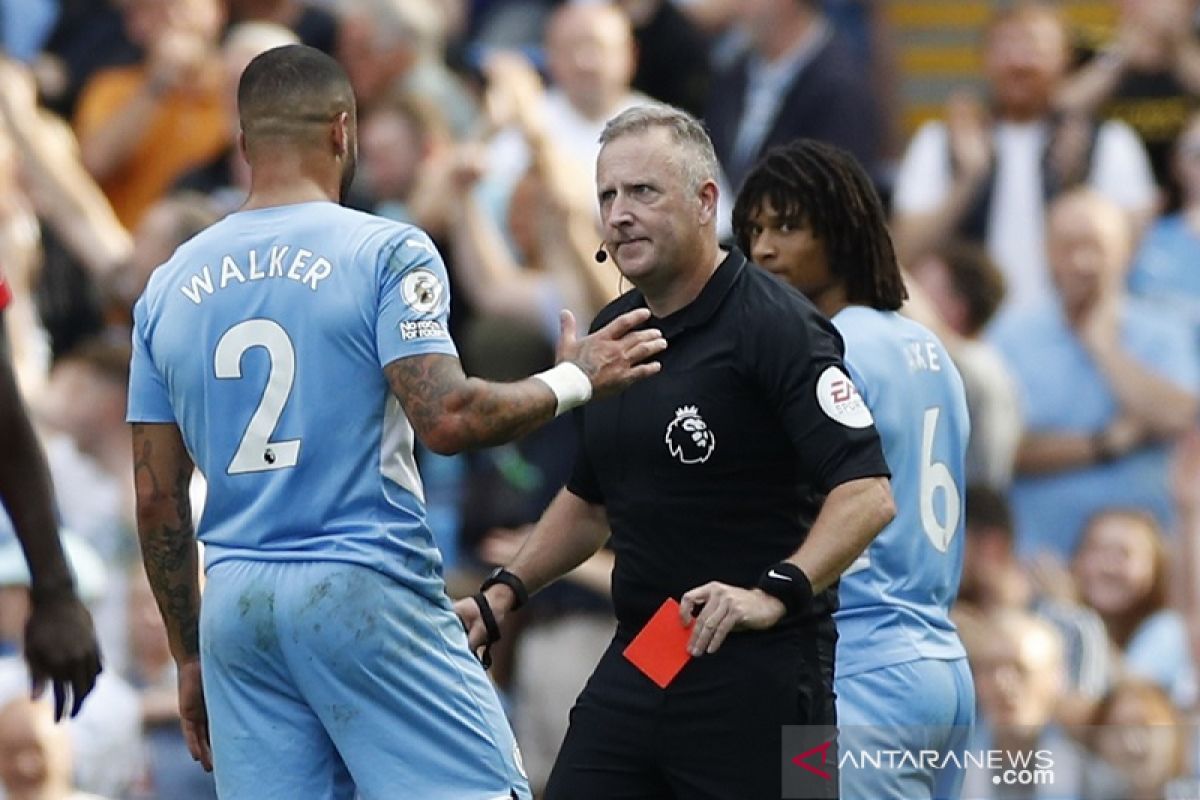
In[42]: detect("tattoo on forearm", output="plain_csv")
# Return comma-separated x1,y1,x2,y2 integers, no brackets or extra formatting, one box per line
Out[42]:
133,426,200,658
385,355,553,450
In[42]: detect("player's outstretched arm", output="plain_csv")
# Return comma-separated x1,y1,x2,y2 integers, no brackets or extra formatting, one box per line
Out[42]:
0,323,102,720
455,488,609,653
386,307,665,455
132,422,211,771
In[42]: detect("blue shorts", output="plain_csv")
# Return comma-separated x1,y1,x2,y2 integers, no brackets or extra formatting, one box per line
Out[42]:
200,559,530,800
836,657,975,800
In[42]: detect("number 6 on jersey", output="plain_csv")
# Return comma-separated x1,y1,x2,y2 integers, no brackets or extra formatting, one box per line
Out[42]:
919,406,960,552
215,318,301,474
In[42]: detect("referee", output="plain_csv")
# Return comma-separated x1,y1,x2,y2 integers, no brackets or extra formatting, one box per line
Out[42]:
456,105,895,800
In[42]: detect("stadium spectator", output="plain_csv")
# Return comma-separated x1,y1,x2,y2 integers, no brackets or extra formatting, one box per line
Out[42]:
1128,111,1200,351
991,189,1199,558
118,193,222,310
1083,680,1188,800
0,534,141,799
958,485,1111,704
74,0,228,230
359,92,453,232
1072,509,1196,707
892,2,1157,319
909,241,1021,490
127,44,664,798
1057,0,1200,208
615,0,712,118
457,104,894,800
960,608,1085,799
482,4,648,213
452,53,620,340
226,0,341,56
705,0,881,191
734,138,972,800
337,0,476,135
0,696,108,800
173,22,302,215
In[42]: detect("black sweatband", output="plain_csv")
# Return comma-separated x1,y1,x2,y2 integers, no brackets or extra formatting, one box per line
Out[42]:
480,567,529,611
471,591,502,669
756,562,814,617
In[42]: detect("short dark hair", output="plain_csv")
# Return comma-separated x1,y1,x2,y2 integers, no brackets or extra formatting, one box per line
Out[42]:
733,139,906,310
929,240,1006,336
238,44,356,148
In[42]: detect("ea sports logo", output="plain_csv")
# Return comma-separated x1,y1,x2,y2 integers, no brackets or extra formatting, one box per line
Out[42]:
665,405,715,464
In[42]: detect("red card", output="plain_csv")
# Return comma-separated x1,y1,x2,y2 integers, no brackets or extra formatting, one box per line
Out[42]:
623,598,694,688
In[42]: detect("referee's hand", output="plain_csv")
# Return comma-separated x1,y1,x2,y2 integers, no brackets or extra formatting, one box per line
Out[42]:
679,583,787,656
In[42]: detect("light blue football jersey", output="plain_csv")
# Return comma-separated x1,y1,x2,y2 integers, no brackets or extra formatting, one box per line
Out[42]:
832,307,969,677
128,201,458,602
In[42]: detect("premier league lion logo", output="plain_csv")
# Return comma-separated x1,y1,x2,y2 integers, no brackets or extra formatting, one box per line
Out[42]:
665,405,716,464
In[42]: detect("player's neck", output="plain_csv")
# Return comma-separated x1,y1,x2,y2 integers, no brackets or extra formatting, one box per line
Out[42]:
243,157,342,210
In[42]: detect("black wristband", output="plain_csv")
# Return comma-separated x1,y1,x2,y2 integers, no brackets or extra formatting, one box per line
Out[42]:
480,567,529,611
756,562,814,617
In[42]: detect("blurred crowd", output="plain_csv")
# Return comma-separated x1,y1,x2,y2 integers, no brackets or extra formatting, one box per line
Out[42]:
3,0,1200,798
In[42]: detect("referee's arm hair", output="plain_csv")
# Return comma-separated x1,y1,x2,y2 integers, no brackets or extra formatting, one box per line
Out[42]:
681,475,895,656
790,475,895,593
456,489,608,651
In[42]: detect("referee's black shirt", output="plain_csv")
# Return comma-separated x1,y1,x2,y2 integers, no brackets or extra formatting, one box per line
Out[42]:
567,248,890,638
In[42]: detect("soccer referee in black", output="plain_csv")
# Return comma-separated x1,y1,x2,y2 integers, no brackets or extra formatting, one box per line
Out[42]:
456,104,895,800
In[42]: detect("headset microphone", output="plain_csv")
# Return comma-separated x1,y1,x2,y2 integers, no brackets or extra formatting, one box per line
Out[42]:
594,244,608,263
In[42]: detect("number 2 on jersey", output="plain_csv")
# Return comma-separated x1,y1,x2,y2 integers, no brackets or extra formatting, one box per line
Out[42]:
214,319,301,474
920,406,960,552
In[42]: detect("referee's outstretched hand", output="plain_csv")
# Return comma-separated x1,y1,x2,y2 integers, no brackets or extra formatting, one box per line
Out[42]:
679,583,787,656
558,308,666,399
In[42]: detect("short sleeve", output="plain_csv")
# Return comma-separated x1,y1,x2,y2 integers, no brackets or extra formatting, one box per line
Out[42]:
376,229,459,367
126,298,175,423
750,300,889,492
892,121,952,215
1089,120,1156,214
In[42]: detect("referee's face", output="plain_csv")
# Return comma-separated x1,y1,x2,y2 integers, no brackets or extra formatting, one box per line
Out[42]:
596,129,702,288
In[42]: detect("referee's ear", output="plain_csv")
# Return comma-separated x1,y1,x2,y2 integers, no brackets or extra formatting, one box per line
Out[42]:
697,179,719,227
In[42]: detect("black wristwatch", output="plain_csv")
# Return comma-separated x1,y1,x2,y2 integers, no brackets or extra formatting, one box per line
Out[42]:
756,562,814,617
479,567,529,611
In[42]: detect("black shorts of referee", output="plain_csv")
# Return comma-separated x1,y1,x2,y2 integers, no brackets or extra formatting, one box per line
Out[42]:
544,617,838,800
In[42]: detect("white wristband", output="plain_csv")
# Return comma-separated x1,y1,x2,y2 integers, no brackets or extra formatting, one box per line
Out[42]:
532,362,593,416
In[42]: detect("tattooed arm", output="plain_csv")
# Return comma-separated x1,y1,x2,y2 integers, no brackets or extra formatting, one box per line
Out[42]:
386,307,666,455
132,421,212,770
132,422,200,661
